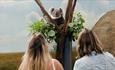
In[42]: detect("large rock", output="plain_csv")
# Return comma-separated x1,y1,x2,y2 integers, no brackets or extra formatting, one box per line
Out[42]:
92,10,115,56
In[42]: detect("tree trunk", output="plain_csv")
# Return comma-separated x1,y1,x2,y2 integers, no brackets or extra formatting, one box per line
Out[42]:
55,32,65,65
63,32,72,70
55,32,72,70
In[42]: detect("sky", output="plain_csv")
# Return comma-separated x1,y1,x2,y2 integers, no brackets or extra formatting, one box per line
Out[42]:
0,0,115,53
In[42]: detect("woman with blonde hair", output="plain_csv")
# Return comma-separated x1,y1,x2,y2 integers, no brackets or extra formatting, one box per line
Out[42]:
73,28,115,70
18,34,63,70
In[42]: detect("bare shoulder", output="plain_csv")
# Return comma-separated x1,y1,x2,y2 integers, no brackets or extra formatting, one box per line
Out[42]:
52,59,64,70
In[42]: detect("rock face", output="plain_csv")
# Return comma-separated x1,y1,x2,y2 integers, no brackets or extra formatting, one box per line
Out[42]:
93,10,115,56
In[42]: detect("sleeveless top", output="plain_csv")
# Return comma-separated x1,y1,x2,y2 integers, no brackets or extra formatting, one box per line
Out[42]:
52,59,56,70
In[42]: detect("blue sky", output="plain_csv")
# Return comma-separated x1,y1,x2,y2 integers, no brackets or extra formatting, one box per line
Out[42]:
0,0,115,53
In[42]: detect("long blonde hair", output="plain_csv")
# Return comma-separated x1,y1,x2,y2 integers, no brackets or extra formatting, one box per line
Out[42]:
19,34,51,70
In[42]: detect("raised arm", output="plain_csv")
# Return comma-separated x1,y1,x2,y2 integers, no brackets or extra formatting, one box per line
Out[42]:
35,0,53,23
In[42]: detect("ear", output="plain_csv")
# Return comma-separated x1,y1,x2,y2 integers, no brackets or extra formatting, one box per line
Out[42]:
51,8,54,13
59,8,63,15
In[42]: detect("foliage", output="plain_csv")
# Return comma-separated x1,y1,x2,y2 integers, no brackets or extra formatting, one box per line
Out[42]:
29,19,56,42
29,12,85,42
68,12,85,41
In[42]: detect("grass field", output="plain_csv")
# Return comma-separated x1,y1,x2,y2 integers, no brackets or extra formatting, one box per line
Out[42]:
0,51,77,70
0,50,114,70
0,53,23,70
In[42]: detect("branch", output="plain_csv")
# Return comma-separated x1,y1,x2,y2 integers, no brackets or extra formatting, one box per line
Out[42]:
65,0,73,23
70,0,77,23
63,0,74,32
35,0,53,23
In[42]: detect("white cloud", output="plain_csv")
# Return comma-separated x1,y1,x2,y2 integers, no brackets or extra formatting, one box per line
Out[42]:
25,11,42,23
97,12,106,21
0,0,34,6
0,30,29,46
60,0,68,8
0,30,29,52
75,2,99,29
0,35,14,45
0,0,16,5
60,0,92,29
0,0,36,52
99,0,110,5
60,0,68,15
15,30,29,38
85,12,97,29
60,0,82,17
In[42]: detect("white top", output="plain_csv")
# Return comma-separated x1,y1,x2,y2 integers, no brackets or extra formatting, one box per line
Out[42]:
73,52,115,70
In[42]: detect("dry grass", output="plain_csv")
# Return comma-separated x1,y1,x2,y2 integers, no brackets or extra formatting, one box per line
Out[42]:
0,50,114,70
0,51,77,70
0,53,23,70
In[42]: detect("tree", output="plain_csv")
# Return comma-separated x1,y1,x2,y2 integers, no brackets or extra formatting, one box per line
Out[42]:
29,0,85,70
29,12,84,70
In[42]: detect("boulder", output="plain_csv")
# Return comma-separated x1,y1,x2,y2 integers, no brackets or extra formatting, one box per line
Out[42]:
93,10,115,56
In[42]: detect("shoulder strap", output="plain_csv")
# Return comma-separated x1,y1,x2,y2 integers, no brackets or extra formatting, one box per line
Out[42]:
52,59,56,70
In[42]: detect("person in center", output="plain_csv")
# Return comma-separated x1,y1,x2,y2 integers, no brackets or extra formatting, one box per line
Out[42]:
73,28,115,70
18,34,64,70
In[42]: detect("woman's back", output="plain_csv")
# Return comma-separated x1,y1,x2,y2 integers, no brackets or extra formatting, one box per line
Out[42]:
73,52,115,70
18,34,63,70
73,28,115,70
48,59,63,70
